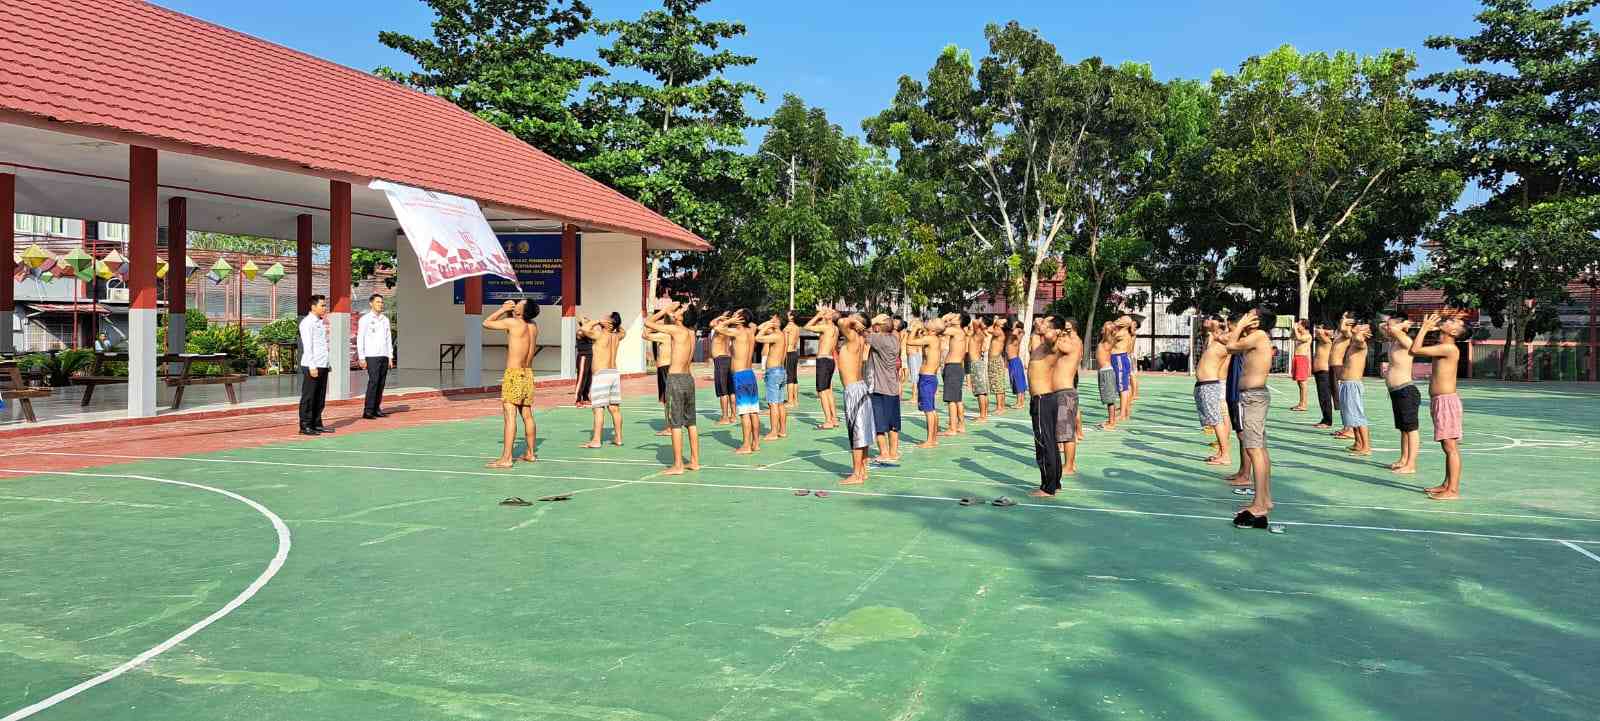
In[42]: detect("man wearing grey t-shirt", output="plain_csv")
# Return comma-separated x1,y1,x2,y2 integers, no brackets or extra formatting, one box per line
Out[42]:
865,314,903,464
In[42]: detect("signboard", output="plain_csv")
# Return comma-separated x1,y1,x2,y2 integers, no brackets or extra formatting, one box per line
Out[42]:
452,233,579,306
370,180,517,289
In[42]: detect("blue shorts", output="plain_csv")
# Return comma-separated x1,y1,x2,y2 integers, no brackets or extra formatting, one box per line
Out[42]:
1338,380,1368,428
1111,352,1133,392
1007,357,1028,395
871,392,901,434
764,367,786,405
917,374,938,412
734,369,760,415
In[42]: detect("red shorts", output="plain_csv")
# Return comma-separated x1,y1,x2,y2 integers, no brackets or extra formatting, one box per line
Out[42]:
1291,355,1311,381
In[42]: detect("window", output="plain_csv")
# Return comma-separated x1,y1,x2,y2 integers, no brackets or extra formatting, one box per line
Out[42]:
23,315,74,351
13,214,84,238
98,222,129,241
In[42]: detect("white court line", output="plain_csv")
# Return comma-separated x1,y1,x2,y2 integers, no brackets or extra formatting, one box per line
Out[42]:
1560,540,1600,565
0,469,291,721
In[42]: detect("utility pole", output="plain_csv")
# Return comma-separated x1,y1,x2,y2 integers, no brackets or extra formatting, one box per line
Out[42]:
786,154,797,311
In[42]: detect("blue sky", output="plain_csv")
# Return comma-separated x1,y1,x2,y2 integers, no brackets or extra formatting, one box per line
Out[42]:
158,0,1493,143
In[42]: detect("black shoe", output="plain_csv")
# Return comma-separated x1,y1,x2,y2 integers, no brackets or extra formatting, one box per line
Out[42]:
315,426,336,434
299,427,321,436
374,410,390,417
362,413,377,420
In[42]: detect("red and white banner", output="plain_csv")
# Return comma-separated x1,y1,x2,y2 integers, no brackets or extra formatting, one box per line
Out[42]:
370,180,518,289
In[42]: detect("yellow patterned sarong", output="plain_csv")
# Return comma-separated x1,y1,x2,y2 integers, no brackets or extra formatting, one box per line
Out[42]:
501,368,535,406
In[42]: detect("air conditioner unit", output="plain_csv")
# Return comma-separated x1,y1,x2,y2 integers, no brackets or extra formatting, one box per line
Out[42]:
106,288,130,303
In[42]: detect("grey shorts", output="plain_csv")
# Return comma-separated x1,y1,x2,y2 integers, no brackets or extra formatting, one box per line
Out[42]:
1055,389,1078,442
1238,387,1270,449
970,356,989,395
942,363,964,403
1194,380,1223,427
844,381,875,450
666,372,696,428
1097,367,1118,406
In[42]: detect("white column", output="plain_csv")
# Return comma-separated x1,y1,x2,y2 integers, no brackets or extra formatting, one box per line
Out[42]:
127,308,158,417
560,316,577,380
328,311,351,400
464,315,483,388
166,313,186,375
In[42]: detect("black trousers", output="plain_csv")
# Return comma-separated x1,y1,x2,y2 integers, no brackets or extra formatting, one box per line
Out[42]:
1030,393,1063,494
575,353,594,403
363,357,389,415
1313,370,1334,426
299,366,329,429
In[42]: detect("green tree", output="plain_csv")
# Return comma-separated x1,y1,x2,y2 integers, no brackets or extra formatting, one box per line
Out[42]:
378,0,602,163
351,248,397,289
1206,45,1461,320
187,233,295,256
866,23,1111,341
1420,0,1600,379
577,0,765,303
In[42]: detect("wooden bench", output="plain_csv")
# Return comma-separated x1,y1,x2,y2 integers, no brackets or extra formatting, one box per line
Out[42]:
74,353,242,409
1,360,50,423
438,343,558,371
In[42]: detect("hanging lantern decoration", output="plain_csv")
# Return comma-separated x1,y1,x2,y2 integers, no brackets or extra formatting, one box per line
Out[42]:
21,244,51,270
184,255,200,279
100,249,126,277
261,262,286,285
94,259,116,281
241,260,260,282
39,270,54,284
207,257,234,285
155,256,170,280
61,247,95,282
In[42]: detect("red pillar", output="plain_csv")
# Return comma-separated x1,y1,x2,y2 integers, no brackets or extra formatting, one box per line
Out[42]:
464,277,483,316
328,181,351,315
167,197,187,316
296,214,313,317
128,146,159,417
1,172,14,354
561,224,578,317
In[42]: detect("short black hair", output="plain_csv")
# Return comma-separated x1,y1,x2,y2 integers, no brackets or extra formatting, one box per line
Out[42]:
734,308,753,326
369,293,383,303
1255,307,1278,333
607,311,622,330
308,294,327,307
524,303,540,320
959,312,973,328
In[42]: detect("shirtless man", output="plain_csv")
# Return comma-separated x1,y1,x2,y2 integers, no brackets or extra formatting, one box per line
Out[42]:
940,313,969,435
579,311,627,448
484,300,538,468
1312,323,1336,428
1330,314,1355,438
1225,308,1278,529
1290,319,1312,411
1411,313,1470,500
645,302,701,474
710,311,735,424
908,319,945,446
837,314,875,485
714,309,763,453
756,313,789,440
1112,315,1139,420
804,308,841,429
784,310,802,408
1095,322,1120,430
1006,322,1028,409
1027,315,1062,497
1381,317,1421,474
1193,316,1232,467
1051,320,1083,479
987,316,1010,413
1339,321,1374,456
966,316,990,423
644,323,675,437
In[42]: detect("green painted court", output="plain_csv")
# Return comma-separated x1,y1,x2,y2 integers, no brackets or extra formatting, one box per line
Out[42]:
3,374,1598,721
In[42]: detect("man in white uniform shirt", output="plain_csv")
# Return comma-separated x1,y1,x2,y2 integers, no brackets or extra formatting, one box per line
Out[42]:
357,293,394,419
298,294,334,435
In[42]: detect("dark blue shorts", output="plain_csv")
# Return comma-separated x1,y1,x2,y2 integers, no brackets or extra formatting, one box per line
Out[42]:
917,374,938,412
871,392,901,434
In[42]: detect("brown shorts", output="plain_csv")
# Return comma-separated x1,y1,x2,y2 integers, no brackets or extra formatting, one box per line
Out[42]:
1238,386,1269,449
1054,389,1078,442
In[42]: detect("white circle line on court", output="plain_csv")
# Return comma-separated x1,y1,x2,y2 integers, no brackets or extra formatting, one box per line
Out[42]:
9,455,1600,547
0,469,291,721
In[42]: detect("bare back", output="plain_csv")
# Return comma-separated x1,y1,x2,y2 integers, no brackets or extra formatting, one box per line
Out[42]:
838,334,866,385
988,326,1006,357
913,333,941,374
711,329,730,358
1293,327,1311,358
1051,336,1082,389
1313,332,1333,371
785,322,801,353
666,325,695,374
1384,325,1415,389
944,328,967,364
730,326,756,371
593,329,622,370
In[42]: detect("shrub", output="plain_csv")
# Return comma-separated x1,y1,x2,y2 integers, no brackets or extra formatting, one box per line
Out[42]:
185,324,266,374
19,349,94,386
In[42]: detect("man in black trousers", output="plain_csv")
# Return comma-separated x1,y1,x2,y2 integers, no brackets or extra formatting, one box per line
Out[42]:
298,294,334,435
357,293,393,419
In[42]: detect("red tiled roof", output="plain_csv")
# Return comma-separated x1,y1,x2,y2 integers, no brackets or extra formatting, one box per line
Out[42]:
0,0,708,250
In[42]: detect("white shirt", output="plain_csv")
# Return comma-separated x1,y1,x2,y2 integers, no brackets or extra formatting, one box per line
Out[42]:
299,313,330,369
357,311,393,360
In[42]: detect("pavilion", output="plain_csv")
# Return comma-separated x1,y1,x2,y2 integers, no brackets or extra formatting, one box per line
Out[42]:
0,0,706,420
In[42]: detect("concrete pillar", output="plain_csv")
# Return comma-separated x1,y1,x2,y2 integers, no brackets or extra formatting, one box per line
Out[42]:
127,147,159,418
296,214,313,317
166,197,187,366
560,223,578,380
464,275,483,388
1,171,14,354
328,181,352,400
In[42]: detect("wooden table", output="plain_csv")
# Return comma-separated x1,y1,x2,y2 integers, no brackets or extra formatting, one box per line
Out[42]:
438,343,557,371
1,359,50,423
73,353,243,409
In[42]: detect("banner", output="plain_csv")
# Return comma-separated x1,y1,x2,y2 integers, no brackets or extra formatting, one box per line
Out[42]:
452,233,579,306
370,180,517,289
